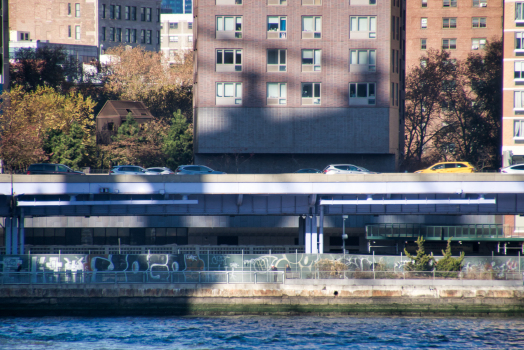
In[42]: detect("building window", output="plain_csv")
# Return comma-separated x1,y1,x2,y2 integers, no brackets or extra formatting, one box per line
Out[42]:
268,0,287,4
267,16,287,39
169,49,178,57
131,7,137,21
216,49,242,72
68,3,71,15
422,0,427,7
302,0,321,5
110,5,115,19
514,120,524,138
157,8,160,22
146,30,152,44
350,16,377,38
141,7,145,21
301,83,321,105
267,49,286,72
350,49,376,72
169,36,178,42
109,27,115,41
472,17,486,28
125,29,130,42
75,25,81,40
517,33,524,50
75,3,80,17
302,16,322,39
421,17,427,29
157,31,160,44
471,38,486,50
131,29,137,43
443,0,457,6
141,29,145,43
515,91,524,110
125,6,130,20
146,8,152,22
170,22,178,29
68,25,72,38
421,38,427,49
101,27,105,41
116,28,121,42
515,61,524,80
188,35,193,42
443,18,457,29
101,4,106,19
267,83,287,105
473,0,487,7
302,49,321,71
188,22,193,29
116,5,121,20
216,16,243,39
216,83,242,105
349,82,376,105
442,38,457,49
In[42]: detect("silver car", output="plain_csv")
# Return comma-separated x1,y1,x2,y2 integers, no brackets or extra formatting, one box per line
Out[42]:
500,164,524,174
175,165,226,175
146,167,175,175
322,164,378,174
110,165,152,175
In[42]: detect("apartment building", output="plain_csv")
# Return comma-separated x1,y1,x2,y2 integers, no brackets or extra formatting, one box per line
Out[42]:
193,0,405,174
9,0,161,54
160,13,193,63
406,0,502,70
161,0,193,13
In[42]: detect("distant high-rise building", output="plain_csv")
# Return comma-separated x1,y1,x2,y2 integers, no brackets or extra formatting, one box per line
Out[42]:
161,0,192,14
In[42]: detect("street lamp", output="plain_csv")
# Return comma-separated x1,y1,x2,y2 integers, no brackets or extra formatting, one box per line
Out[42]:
342,215,348,254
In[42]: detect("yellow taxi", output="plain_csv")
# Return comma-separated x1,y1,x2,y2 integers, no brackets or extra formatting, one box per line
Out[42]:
414,161,476,173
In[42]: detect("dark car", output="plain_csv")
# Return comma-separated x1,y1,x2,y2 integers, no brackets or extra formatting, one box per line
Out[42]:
27,164,85,175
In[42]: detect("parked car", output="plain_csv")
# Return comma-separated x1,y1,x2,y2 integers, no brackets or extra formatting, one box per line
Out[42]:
500,164,524,174
414,162,476,174
175,165,226,175
27,163,84,175
294,168,322,174
146,167,175,175
110,165,152,175
322,164,378,174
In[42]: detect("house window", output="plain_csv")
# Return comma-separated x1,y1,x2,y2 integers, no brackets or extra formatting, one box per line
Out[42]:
68,3,71,15
68,25,72,38
141,29,145,43
422,0,427,7
267,83,287,105
301,83,321,105
146,8,152,22
267,16,287,39
421,18,427,29
75,25,81,40
473,0,487,7
216,83,242,105
125,29,130,42
267,49,286,72
216,49,242,72
125,6,129,20
471,38,486,50
141,7,145,21
472,17,486,28
442,38,457,49
302,49,321,71
515,91,524,110
170,22,178,29
516,33,524,50
188,35,193,42
216,16,242,39
169,36,178,42
350,16,376,38
146,30,152,44
75,3,80,17
349,82,376,105
131,29,137,43
443,18,457,29
443,0,457,6
514,120,524,138
302,16,322,39
421,38,427,49
109,27,115,42
350,49,376,72
116,28,121,42
101,27,105,41
188,22,193,29
116,5,121,20
131,7,137,21
515,61,524,80
101,4,106,18
110,5,115,19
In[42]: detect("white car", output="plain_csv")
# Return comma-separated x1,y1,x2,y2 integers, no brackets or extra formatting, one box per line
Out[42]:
146,167,175,175
322,164,379,174
110,165,154,175
500,164,524,174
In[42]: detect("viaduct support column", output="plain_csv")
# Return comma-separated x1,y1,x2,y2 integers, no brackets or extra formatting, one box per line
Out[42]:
311,215,318,254
298,216,305,246
5,217,11,255
319,206,324,254
11,216,18,255
19,211,24,254
305,216,311,254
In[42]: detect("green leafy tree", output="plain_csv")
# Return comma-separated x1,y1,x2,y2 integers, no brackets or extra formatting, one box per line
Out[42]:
404,236,434,271
44,122,88,169
163,109,193,169
435,239,465,273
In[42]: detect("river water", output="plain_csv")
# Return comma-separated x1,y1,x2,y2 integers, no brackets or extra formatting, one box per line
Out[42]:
0,316,523,349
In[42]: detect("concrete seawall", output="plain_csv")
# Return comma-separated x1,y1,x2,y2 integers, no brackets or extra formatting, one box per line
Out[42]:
2,280,524,317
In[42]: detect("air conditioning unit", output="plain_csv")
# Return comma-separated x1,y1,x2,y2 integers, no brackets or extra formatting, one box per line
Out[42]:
472,45,479,50
480,3,487,7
